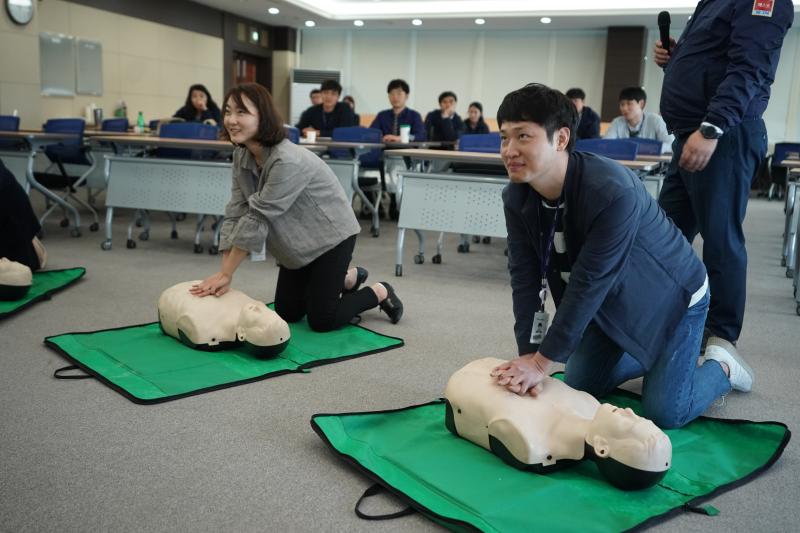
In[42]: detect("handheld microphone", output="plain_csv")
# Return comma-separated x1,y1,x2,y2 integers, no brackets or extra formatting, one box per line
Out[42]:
658,11,671,54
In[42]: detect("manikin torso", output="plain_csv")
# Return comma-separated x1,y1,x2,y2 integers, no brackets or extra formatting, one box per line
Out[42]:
445,357,599,467
157,281,290,353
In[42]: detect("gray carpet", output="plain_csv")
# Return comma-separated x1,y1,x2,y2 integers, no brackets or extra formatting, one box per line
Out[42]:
0,194,797,532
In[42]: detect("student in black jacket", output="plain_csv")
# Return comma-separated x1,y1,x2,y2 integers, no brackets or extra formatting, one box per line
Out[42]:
173,84,222,125
464,101,490,134
424,91,464,142
565,88,600,140
295,79,357,137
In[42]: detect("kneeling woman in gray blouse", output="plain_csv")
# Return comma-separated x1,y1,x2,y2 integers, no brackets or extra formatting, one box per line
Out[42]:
190,83,402,330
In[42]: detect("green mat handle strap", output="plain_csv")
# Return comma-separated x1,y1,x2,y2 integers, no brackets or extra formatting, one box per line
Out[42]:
684,503,720,516
355,483,415,521
54,365,93,380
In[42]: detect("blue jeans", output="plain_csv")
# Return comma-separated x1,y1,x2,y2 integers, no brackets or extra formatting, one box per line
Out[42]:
564,290,731,428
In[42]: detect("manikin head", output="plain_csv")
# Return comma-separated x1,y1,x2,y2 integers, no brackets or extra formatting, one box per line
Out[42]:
235,302,291,358
585,403,672,490
0,258,32,301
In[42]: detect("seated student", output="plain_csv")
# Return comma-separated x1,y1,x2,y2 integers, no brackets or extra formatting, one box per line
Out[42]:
464,102,490,134
370,79,426,142
295,79,357,137
342,95,360,125
309,88,322,106
173,84,222,126
566,88,600,140
425,91,464,142
0,161,47,271
492,83,751,429
604,87,674,153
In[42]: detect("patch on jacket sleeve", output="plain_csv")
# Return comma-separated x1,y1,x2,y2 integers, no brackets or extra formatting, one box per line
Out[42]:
752,0,774,17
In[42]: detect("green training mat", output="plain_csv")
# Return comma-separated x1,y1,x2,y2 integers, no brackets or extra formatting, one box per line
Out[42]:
312,382,790,532
45,315,403,404
0,267,86,319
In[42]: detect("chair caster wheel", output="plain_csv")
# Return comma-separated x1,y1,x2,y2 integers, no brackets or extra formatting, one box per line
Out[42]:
139,231,149,241
371,226,379,238
395,265,403,277
457,243,470,253
482,237,491,244
135,219,143,227
60,218,70,228
432,254,442,264
89,222,99,232
176,213,187,221
101,241,112,251
194,244,203,254
70,228,81,238
781,257,787,267
787,268,793,278
126,239,136,249
472,235,480,243
170,230,178,239
209,246,219,255
413,254,424,264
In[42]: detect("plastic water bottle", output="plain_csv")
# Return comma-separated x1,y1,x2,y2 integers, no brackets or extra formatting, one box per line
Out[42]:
136,111,145,134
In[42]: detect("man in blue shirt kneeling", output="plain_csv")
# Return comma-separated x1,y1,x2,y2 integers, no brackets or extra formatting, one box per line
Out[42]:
492,84,752,429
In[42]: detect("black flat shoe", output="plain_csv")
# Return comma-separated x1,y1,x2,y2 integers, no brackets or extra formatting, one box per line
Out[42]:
378,282,403,324
343,266,369,294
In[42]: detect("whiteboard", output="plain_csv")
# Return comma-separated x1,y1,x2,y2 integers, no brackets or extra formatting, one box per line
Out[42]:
40,32,76,97
76,39,103,96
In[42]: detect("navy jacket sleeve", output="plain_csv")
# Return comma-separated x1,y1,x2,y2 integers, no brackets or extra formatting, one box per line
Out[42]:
295,107,313,130
538,189,641,362
705,0,794,131
504,188,544,355
585,109,600,139
410,110,426,141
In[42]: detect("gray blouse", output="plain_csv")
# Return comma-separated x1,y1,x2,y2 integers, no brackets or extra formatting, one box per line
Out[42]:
219,140,360,269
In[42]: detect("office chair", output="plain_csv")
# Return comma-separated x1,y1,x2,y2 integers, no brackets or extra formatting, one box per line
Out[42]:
331,126,384,237
575,139,639,160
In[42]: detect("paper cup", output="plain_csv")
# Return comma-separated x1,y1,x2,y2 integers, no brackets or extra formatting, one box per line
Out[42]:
306,130,317,143
399,125,411,144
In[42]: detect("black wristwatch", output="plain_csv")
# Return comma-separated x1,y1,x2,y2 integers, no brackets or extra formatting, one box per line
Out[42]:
698,122,723,140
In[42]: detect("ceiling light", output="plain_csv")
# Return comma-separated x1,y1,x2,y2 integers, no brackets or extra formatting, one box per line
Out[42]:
305,20,316,27
475,18,485,25
268,7,279,15
412,18,422,26
540,17,552,24
354,20,364,27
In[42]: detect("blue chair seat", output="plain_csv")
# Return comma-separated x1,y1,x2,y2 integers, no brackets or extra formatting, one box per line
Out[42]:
575,139,639,160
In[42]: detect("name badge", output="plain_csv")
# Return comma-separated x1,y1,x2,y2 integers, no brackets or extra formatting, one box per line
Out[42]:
251,242,267,262
752,0,774,17
530,311,550,345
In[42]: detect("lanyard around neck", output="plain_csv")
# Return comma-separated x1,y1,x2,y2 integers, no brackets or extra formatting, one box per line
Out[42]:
539,196,564,311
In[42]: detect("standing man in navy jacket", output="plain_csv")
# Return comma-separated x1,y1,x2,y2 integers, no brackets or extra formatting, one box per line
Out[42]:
492,84,752,429
656,0,793,366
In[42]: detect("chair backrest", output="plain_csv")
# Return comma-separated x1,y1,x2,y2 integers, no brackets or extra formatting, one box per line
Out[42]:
148,119,160,131
156,122,219,159
459,132,501,153
0,115,22,149
575,139,639,160
102,118,129,132
626,137,662,155
772,142,800,166
0,115,20,131
43,118,87,165
284,125,300,144
331,126,383,168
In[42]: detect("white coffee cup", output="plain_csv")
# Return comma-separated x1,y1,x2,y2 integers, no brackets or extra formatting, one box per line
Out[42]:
306,130,317,143
399,124,411,144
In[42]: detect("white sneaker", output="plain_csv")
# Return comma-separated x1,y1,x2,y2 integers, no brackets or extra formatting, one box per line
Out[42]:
704,336,753,392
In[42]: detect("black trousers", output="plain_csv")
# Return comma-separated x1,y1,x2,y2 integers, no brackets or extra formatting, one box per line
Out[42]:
274,235,378,332
0,161,41,271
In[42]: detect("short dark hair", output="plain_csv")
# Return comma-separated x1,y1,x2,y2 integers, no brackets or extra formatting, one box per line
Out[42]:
309,88,321,98
320,79,342,94
438,91,457,103
468,101,483,113
220,83,286,147
387,79,410,94
618,87,646,103
565,88,586,100
342,95,355,109
497,83,577,152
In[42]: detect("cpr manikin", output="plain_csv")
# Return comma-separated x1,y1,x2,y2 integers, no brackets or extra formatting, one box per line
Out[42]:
158,281,290,357
0,258,33,301
444,358,672,490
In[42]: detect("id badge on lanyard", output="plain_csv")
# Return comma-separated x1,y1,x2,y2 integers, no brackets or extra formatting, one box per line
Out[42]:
530,200,562,345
